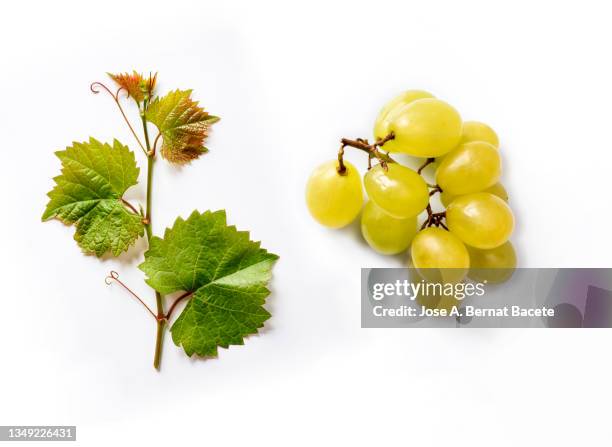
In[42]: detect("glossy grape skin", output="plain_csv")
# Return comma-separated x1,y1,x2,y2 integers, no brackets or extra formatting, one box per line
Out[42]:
306,160,363,228
436,120,499,163
373,90,435,141
446,192,514,249
460,121,499,148
436,141,502,196
360,201,417,255
440,182,508,208
375,98,463,157
410,227,470,282
467,241,517,284
364,163,429,219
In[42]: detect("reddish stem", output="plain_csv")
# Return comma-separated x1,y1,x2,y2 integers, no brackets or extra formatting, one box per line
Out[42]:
90,81,147,155
105,271,157,320
165,291,194,321
121,198,140,215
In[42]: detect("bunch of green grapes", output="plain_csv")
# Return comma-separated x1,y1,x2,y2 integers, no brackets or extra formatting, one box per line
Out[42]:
306,90,517,286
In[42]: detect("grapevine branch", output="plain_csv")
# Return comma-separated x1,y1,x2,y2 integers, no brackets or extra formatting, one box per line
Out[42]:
94,84,166,369
41,73,233,370
139,97,166,370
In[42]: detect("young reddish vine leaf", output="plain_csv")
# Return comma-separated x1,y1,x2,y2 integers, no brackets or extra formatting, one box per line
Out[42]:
108,71,157,103
42,138,144,256
108,71,144,102
146,89,220,163
41,71,277,369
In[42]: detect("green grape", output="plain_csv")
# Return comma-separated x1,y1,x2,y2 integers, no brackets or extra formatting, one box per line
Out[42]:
437,120,499,163
446,192,514,249
306,160,363,228
364,163,429,219
435,141,501,195
374,98,463,157
374,90,435,141
440,182,508,208
410,227,470,282
460,121,499,148
484,182,509,201
361,200,417,255
467,241,517,284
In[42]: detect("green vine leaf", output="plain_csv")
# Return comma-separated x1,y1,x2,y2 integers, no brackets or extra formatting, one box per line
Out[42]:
139,210,278,357
42,138,144,256
146,89,219,164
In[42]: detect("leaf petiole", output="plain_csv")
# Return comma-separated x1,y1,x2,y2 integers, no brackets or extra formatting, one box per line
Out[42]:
165,291,194,321
121,198,140,216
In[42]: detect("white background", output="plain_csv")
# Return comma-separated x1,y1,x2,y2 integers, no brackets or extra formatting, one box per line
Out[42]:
1,0,611,445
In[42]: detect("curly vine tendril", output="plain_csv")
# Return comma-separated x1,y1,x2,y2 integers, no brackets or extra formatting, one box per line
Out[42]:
90,81,121,101
105,270,158,320
89,81,147,154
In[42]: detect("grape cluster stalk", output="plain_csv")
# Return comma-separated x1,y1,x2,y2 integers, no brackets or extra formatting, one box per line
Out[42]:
338,135,448,230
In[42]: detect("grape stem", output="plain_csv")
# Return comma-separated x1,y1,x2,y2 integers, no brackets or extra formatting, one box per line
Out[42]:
429,185,442,196
420,204,447,230
417,163,445,230
337,132,395,174
417,157,435,174
335,131,449,232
